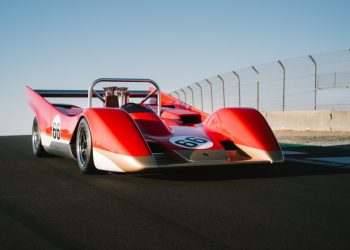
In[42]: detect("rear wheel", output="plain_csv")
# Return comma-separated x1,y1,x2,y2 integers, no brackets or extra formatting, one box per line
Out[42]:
32,117,47,157
76,118,98,174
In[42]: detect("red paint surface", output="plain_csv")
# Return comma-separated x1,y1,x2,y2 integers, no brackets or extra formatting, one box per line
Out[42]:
204,108,280,151
26,86,79,140
84,108,152,156
129,112,172,136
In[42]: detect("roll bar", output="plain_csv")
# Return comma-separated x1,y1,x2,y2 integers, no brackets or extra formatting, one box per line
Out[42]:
88,78,161,116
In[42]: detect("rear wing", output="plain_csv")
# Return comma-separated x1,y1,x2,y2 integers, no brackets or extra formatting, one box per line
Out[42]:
34,89,149,98
27,77,162,116
26,86,151,115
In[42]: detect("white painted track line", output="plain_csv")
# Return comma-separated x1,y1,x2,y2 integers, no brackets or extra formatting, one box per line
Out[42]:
308,157,350,166
286,157,350,168
283,150,308,155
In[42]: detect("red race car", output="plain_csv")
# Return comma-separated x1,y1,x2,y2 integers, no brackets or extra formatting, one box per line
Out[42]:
26,78,283,174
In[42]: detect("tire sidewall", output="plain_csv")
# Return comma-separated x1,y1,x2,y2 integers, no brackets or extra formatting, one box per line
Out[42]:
76,118,95,173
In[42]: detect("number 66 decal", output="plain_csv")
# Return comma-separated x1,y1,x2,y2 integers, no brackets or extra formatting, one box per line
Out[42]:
169,136,213,149
52,115,61,140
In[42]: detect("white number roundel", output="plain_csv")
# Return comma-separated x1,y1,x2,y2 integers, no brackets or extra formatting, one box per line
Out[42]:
169,136,213,149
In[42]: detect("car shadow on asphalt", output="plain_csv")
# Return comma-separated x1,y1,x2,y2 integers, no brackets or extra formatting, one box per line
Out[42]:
131,161,350,182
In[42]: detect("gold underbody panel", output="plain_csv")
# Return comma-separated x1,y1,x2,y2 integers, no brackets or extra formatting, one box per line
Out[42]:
93,146,284,173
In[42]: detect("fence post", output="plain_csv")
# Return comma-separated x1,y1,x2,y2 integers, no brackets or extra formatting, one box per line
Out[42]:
232,70,241,107
180,89,187,103
309,55,317,110
174,91,180,100
278,60,286,111
217,74,225,107
187,85,194,106
195,82,203,111
251,66,260,110
206,79,214,112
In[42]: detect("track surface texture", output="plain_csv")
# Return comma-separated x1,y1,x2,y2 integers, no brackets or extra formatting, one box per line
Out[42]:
1,136,350,250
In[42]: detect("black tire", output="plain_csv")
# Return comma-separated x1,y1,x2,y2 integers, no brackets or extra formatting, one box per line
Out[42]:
32,117,48,157
76,118,98,174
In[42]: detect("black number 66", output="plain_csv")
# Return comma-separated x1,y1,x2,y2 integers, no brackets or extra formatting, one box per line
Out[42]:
52,122,60,140
174,137,208,148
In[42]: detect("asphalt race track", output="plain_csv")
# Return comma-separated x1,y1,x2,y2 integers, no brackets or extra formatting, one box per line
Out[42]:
1,136,350,250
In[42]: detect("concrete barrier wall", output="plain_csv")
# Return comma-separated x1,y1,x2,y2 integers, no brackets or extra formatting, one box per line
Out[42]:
331,110,350,131
263,110,350,132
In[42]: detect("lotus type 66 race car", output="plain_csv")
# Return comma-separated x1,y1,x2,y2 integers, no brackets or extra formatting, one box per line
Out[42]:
26,78,283,174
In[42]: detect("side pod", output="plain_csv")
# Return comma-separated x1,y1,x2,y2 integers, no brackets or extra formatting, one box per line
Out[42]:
204,108,284,163
83,108,157,172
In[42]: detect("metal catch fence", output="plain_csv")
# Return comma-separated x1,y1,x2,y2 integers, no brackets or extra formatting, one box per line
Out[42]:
170,49,350,113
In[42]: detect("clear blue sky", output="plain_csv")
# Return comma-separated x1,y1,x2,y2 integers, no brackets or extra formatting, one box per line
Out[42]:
1,0,349,135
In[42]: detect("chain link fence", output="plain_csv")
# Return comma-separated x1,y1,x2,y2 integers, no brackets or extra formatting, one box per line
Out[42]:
170,49,350,113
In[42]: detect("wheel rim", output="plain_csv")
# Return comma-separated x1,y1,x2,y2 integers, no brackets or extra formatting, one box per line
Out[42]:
78,125,88,166
32,119,40,151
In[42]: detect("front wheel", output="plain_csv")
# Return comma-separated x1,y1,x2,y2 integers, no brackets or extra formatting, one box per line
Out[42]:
76,118,98,174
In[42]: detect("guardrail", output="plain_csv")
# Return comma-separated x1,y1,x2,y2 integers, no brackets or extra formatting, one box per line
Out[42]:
170,49,350,113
